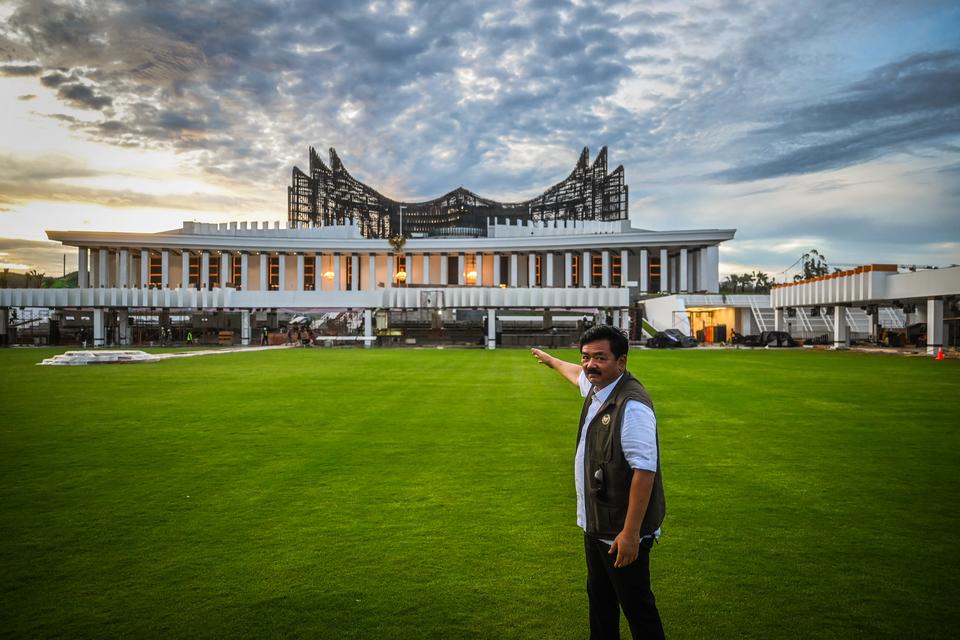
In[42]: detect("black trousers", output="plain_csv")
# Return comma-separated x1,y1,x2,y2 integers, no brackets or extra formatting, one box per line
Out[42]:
584,534,665,640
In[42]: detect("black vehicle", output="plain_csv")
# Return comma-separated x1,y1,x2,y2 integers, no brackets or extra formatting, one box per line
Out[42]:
646,329,698,349
742,331,799,347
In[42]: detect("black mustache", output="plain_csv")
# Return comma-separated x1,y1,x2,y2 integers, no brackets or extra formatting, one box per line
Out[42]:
585,368,601,376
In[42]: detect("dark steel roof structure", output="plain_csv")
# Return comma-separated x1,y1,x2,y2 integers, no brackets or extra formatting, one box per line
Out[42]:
288,146,628,239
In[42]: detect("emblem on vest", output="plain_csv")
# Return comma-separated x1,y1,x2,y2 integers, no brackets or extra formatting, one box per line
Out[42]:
601,413,611,425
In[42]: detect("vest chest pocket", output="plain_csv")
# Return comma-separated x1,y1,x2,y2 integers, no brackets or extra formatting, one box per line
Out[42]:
590,423,615,458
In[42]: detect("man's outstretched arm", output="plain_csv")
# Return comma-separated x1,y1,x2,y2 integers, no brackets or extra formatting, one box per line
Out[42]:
531,348,581,386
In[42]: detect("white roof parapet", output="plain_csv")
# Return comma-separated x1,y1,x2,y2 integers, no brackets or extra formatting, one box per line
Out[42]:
175,221,363,239
770,264,960,308
487,218,632,237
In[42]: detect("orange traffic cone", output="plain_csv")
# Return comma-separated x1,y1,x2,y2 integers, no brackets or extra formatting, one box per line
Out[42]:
935,347,944,361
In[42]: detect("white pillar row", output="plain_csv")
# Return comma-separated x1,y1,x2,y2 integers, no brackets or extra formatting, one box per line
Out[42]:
422,254,431,285
241,310,251,346
333,254,341,291
612,309,621,328
278,253,287,291
620,250,629,288
639,249,649,293
546,253,554,287
510,253,518,287
833,306,849,349
241,253,249,290
364,309,373,348
487,309,497,350
368,254,377,290
475,253,483,286
493,253,501,285
118,249,129,287
564,252,572,287
181,251,190,289
161,250,169,288
201,251,210,289
660,248,669,293
581,250,590,288
296,254,305,291
118,309,129,345
260,253,268,291
140,250,149,288
602,250,611,288
78,247,89,288
458,254,465,286
680,248,688,292
99,248,108,288
440,253,448,285
528,253,537,287
351,254,360,290
927,298,944,356
92,308,105,347
220,252,230,288
774,308,784,331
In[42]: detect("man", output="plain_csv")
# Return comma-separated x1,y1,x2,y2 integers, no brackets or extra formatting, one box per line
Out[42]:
532,325,666,639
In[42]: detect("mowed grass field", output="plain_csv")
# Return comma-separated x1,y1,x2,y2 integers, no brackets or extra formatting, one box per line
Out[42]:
1,346,958,639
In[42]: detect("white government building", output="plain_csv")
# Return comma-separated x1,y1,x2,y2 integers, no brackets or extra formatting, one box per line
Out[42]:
0,147,735,348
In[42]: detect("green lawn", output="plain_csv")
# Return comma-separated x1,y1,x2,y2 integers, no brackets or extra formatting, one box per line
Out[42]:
1,347,958,639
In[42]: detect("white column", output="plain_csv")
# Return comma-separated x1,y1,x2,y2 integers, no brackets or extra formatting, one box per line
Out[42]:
487,309,497,350
420,254,429,285
621,308,631,336
510,253,518,287
241,310,251,346
640,249,648,293
201,251,210,289
92,308,105,347
602,250,610,288
528,253,537,287
140,250,149,287
99,249,109,288
296,254,305,291
660,248,669,293
833,306,849,350
564,252,572,287
493,253,501,286
680,248,688,292
581,250,590,288
278,254,286,290
335,254,342,290
364,309,373,348
620,250,629,288
221,252,230,287
351,254,360,290
927,298,944,356
703,245,720,293
161,250,169,288
455,254,463,285
241,253,249,290
439,254,448,285
78,247,89,288
181,251,190,289
774,308,784,331
368,254,377,290
117,309,129,345
260,254,267,291
88,249,98,288
118,249,129,287
546,253,554,287
476,253,483,286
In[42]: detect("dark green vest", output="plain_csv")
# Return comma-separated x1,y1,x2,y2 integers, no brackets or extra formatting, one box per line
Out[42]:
577,371,666,538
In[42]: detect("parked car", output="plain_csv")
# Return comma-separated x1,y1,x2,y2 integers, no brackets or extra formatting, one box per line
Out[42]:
741,331,799,347
646,329,698,348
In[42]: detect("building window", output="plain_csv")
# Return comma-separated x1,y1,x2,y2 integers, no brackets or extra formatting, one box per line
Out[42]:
535,254,542,287
571,254,580,287
189,254,200,287
612,253,622,286
499,255,510,286
269,256,279,290
649,255,661,292
209,255,219,287
346,255,353,288
465,254,477,285
592,253,603,287
305,255,316,291
149,254,162,287
447,255,458,285
232,255,242,288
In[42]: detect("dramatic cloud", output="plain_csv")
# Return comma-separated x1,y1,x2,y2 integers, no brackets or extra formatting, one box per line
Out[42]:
1,0,958,274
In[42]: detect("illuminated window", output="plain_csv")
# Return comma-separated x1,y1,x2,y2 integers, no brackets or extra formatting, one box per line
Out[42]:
346,255,353,288
269,256,279,290
612,253,621,286
535,254,542,287
188,254,200,287
209,256,219,287
304,255,316,291
465,254,477,285
149,254,162,287
592,253,603,287
649,256,661,291
571,254,580,287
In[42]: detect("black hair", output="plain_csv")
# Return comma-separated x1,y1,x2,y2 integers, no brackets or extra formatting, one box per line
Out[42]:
579,324,629,359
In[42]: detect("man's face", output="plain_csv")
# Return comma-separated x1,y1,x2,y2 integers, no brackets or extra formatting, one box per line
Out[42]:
581,339,626,389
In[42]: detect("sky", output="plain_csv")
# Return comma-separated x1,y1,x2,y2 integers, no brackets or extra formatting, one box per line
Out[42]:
1,0,958,281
